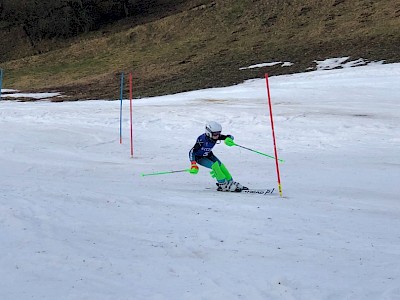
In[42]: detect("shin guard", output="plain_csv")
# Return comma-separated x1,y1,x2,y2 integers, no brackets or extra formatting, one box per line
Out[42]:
220,163,232,181
210,162,226,182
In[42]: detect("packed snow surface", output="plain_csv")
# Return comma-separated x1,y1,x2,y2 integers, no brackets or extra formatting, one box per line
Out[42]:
1,63,399,299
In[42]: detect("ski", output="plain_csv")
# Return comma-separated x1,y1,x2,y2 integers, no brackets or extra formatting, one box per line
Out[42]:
206,187,275,195
240,188,275,195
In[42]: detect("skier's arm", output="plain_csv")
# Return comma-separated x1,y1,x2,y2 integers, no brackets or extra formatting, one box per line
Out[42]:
218,134,234,141
219,134,235,146
189,140,202,174
189,140,202,162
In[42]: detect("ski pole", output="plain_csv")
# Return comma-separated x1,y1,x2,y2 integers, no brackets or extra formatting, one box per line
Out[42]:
232,142,284,163
141,169,190,176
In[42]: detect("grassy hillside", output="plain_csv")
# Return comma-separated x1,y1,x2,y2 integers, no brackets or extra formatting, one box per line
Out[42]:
1,0,400,100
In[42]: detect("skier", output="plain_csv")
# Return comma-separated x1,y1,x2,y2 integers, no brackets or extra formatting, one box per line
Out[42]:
189,121,247,192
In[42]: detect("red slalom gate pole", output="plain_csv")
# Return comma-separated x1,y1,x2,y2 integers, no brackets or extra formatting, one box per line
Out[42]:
265,73,283,197
129,72,134,158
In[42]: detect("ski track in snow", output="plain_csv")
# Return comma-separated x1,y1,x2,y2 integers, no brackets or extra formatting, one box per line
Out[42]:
1,64,400,299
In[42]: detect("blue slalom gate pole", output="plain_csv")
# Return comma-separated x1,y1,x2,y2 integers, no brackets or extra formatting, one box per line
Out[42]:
119,72,124,144
0,69,3,100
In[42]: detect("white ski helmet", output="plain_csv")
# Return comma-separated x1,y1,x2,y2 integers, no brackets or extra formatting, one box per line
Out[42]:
205,121,222,138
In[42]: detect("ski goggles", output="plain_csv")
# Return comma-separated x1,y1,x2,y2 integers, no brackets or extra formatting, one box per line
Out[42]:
211,131,221,137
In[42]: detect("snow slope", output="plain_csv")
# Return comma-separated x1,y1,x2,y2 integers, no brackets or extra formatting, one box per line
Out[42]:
1,63,400,299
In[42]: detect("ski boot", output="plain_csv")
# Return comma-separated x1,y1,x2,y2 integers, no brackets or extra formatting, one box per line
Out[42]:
216,181,248,192
216,182,229,192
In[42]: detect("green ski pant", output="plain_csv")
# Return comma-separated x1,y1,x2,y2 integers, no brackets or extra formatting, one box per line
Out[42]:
210,161,232,183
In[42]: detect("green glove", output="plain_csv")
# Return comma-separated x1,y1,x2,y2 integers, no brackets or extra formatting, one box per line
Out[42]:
190,161,199,174
224,137,235,147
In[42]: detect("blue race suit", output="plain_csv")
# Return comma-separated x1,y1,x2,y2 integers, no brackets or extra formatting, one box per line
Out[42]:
189,133,232,169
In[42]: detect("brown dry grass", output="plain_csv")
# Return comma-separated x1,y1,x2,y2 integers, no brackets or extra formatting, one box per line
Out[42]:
1,0,399,100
